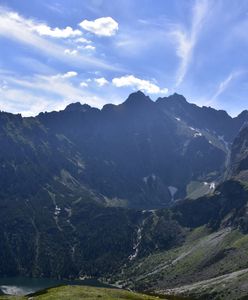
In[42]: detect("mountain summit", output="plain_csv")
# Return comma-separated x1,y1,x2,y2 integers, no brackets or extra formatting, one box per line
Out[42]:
122,90,154,107
65,102,92,112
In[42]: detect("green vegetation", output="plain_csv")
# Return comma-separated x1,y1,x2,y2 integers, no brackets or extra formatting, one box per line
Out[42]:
186,181,213,199
0,285,166,300
115,224,248,299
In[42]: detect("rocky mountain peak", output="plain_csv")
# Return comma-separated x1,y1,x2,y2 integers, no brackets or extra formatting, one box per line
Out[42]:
65,102,92,112
122,90,153,107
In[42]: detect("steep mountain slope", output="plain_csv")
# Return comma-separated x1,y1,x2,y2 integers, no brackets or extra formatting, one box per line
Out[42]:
37,91,244,208
0,111,135,278
157,93,247,142
229,125,248,181
111,128,248,299
0,110,184,278
113,180,248,300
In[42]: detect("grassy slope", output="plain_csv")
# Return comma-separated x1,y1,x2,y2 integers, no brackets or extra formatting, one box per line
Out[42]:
114,225,248,299
0,285,167,300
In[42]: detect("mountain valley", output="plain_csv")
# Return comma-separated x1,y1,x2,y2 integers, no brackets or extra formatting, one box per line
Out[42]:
1,92,248,299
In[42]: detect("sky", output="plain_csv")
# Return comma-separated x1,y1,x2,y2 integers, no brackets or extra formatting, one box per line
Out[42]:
0,0,248,117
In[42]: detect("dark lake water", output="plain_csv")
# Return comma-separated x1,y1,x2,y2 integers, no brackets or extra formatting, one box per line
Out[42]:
0,276,111,296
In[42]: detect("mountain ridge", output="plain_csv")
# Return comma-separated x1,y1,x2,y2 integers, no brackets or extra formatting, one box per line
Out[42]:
1,91,248,299
27,91,244,118
1,91,247,209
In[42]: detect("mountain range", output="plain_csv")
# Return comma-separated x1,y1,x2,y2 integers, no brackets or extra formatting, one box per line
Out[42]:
1,91,248,299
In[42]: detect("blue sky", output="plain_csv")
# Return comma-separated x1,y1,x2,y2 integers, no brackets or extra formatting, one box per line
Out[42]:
0,0,248,116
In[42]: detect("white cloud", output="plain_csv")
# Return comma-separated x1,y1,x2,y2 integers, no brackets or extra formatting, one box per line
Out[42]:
0,87,59,116
84,45,96,51
79,17,118,36
75,37,92,44
54,71,78,79
64,49,78,55
80,81,88,87
63,71,78,78
112,75,168,94
170,0,209,87
94,77,109,87
0,7,121,71
0,72,106,116
77,45,96,51
34,25,81,38
5,11,82,38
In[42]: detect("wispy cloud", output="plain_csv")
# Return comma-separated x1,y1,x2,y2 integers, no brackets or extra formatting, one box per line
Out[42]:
43,2,65,14
208,71,244,104
53,71,78,79
170,0,209,87
0,71,106,116
3,10,82,38
0,7,121,71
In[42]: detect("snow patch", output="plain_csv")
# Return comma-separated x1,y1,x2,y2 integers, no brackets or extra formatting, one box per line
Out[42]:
128,227,142,261
143,176,148,184
194,132,202,137
168,186,178,201
143,174,156,184
210,182,216,190
189,126,202,138
203,181,216,190
54,205,61,216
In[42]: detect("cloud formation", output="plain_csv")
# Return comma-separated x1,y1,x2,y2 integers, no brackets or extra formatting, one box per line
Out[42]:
94,77,109,86
0,7,120,71
0,71,104,116
170,0,209,87
56,71,78,79
64,49,78,55
79,17,118,36
75,37,92,44
80,81,88,87
34,24,81,38
5,11,82,38
85,45,95,50
112,75,168,94
209,71,243,103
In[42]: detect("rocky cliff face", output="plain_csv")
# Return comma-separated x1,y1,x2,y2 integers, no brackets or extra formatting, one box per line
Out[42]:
229,125,248,181
35,91,245,208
